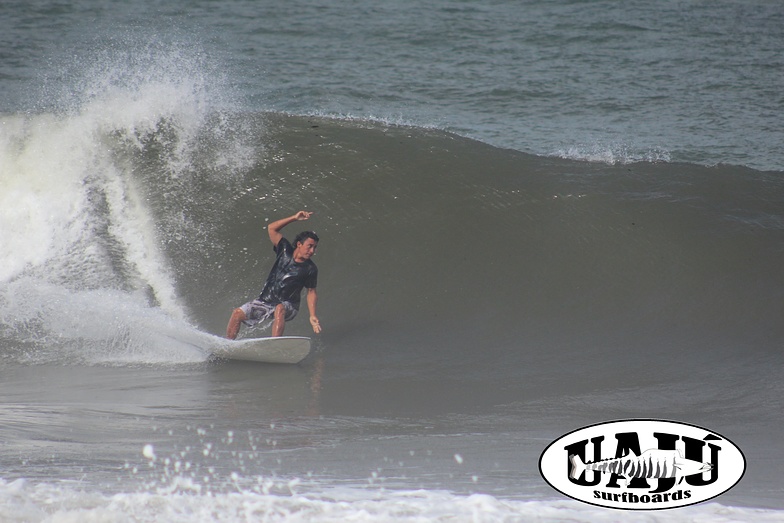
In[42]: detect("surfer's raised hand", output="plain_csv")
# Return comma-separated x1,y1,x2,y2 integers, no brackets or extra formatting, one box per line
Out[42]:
268,211,314,246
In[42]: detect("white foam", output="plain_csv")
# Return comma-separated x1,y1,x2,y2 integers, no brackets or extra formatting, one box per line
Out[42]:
0,114,91,283
554,142,672,165
0,478,781,523
0,277,212,365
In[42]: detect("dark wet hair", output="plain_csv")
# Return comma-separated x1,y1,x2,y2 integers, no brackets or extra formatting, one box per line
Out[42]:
295,230,319,246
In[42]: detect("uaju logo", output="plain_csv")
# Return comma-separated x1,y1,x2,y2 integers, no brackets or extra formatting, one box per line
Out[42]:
539,419,746,510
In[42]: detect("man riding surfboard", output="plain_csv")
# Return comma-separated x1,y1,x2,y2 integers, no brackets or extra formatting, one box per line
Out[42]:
225,211,321,339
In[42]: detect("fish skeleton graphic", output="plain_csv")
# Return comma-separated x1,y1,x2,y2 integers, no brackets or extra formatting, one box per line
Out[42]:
569,449,713,485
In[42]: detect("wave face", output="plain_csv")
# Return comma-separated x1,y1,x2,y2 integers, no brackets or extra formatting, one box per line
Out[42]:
3,97,783,381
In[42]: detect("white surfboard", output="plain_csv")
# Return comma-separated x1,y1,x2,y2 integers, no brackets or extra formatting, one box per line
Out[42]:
212,336,311,364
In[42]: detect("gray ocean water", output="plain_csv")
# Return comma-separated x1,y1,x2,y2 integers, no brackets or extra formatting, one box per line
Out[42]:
1,1,783,521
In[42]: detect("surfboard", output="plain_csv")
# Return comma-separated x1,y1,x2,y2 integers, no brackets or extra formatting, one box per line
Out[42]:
212,336,311,364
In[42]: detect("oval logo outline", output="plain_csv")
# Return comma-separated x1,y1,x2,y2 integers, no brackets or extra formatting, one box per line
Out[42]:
538,419,746,511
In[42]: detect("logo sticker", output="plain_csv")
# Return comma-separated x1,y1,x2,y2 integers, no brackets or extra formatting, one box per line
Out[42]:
539,419,746,510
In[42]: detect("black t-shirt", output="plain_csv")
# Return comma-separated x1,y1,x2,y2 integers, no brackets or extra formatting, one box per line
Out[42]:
258,238,318,309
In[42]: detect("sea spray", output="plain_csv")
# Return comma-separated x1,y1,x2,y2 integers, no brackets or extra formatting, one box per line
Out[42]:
0,35,253,364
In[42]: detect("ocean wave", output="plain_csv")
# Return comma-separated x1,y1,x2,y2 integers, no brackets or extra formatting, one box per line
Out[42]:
3,109,783,372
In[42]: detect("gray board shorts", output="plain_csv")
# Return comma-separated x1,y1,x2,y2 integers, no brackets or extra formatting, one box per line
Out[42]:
240,299,298,326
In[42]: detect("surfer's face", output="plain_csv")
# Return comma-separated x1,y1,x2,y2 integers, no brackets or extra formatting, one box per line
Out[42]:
294,238,318,261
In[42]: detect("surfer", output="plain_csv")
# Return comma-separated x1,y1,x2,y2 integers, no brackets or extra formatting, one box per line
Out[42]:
226,211,321,339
